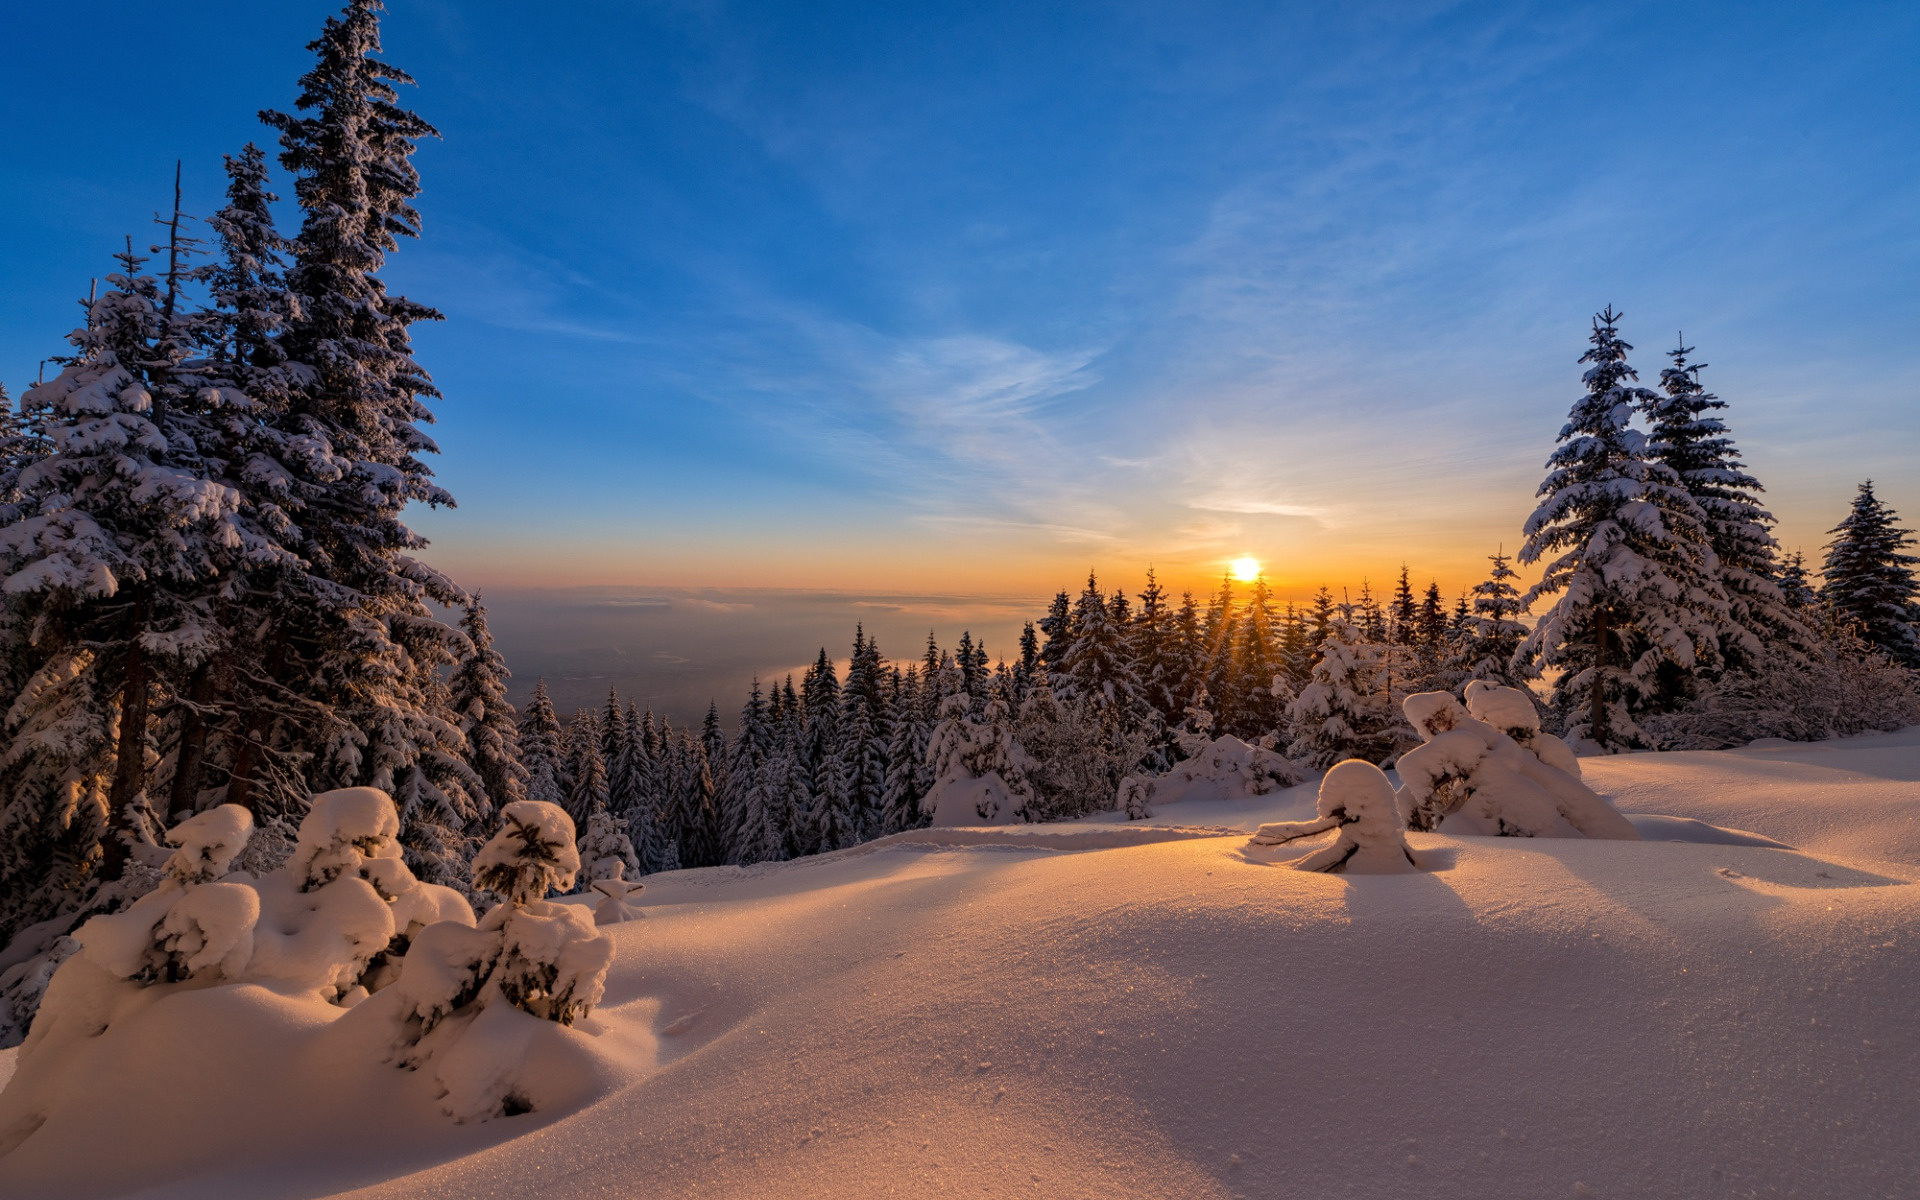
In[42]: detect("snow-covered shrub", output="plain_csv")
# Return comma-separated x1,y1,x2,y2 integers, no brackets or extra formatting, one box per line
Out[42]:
1249,760,1416,874
247,788,474,1002
578,805,639,886
1643,638,1920,750
925,691,1038,825
1013,680,1150,823
1393,692,1638,839
1463,680,1582,778
1119,712,1306,817
391,800,615,1121
69,805,260,985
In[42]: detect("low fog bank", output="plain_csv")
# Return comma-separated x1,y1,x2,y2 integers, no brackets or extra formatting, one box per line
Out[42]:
475,586,1042,726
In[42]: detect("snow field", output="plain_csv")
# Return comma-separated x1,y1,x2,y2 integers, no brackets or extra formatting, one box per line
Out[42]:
2,730,1917,1199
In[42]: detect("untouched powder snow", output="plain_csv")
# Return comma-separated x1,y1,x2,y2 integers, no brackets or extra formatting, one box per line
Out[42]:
3,732,1919,1198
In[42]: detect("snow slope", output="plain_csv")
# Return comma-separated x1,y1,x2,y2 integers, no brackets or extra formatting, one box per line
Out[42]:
3,731,1918,1199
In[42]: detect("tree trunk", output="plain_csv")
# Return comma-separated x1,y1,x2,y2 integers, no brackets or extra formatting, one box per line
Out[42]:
100,595,153,882
223,627,286,816
167,661,216,816
1590,605,1609,751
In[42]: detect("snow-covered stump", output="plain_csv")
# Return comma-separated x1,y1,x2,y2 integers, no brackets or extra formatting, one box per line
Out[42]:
1249,760,1417,874
394,801,617,1121
1394,691,1639,840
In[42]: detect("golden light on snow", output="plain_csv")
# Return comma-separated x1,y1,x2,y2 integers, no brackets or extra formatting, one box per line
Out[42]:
1230,556,1261,582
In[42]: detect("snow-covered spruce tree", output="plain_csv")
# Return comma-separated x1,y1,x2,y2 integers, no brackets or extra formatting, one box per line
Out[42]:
1647,339,1805,666
834,628,889,840
517,680,566,809
235,0,481,853
1286,616,1397,768
880,666,933,834
1820,481,1920,666
1515,308,1729,748
1229,575,1287,740
1415,580,1451,692
1132,569,1182,735
1464,548,1529,688
562,709,608,827
1057,570,1146,723
448,599,524,826
0,243,247,900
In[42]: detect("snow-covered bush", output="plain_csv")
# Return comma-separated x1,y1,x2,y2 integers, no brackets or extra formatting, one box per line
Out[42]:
1393,692,1638,839
1015,681,1151,823
1119,695,1306,818
1249,760,1416,873
925,691,1038,825
244,788,474,1003
70,805,259,985
391,800,615,1121
1643,636,1920,749
1463,680,1582,778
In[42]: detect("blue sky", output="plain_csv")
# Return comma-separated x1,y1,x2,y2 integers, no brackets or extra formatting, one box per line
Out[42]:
2,0,1916,712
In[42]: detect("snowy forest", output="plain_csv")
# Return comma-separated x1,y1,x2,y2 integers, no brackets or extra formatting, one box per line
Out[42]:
1,0,1919,1058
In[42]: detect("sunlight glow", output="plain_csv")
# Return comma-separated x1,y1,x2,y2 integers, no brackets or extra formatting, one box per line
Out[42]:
1230,556,1261,582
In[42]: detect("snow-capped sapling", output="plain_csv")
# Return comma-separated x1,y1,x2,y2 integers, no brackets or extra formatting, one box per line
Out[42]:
72,805,260,984
1394,691,1638,839
1249,760,1417,874
1463,680,1583,778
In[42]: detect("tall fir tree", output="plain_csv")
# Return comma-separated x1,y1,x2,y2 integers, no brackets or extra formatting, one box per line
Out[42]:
1516,308,1729,747
1647,338,1804,664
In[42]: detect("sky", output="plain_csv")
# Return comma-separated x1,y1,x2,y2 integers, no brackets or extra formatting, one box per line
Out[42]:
2,0,1916,719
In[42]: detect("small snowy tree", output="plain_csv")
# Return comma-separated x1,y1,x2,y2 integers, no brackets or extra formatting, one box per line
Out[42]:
395,799,614,1120
577,803,639,886
1286,617,1396,767
1820,481,1919,666
448,599,525,824
1464,548,1528,687
1249,761,1416,874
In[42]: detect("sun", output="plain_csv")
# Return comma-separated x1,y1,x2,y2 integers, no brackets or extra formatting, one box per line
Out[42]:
1230,556,1261,582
